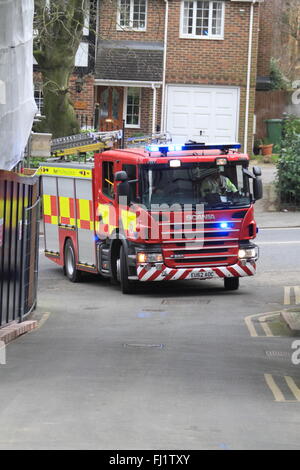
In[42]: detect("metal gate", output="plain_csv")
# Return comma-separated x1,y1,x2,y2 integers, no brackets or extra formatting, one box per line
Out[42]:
0,170,40,327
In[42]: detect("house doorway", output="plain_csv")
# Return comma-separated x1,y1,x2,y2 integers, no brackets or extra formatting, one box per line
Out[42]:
97,86,124,131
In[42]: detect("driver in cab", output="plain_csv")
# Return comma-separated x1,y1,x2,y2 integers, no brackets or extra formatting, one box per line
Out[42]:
200,168,237,197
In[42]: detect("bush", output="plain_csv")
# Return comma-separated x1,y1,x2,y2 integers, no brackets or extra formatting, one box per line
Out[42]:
270,58,290,90
276,119,300,206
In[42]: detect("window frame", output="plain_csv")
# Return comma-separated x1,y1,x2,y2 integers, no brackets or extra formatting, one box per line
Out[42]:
116,0,147,31
123,87,142,129
34,82,44,115
102,161,115,200
180,0,225,40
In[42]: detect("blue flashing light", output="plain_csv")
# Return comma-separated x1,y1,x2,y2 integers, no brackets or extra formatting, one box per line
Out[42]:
220,222,229,229
168,144,183,152
146,144,159,152
146,144,183,153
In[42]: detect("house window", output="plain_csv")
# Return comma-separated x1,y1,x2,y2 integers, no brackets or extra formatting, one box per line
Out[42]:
117,0,147,30
34,82,44,115
181,1,224,39
125,87,141,127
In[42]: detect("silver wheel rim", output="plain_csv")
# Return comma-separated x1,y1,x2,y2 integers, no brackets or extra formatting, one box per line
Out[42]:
116,258,121,282
66,246,75,276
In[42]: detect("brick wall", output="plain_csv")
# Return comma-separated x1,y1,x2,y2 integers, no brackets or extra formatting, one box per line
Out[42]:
69,74,96,128
98,0,165,42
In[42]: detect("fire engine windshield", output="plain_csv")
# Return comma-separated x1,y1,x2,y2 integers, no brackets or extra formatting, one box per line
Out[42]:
140,162,251,209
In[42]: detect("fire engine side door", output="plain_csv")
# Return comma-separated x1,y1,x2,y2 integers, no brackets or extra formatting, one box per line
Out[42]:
42,174,59,254
119,162,139,238
97,158,118,239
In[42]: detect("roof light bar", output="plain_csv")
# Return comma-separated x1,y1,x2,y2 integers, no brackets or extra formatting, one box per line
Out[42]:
145,143,241,155
182,143,241,151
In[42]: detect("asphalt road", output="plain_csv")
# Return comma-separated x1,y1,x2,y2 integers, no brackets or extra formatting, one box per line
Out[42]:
0,229,300,450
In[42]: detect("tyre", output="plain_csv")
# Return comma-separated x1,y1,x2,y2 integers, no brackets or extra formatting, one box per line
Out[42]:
224,277,239,291
64,239,81,283
119,245,135,294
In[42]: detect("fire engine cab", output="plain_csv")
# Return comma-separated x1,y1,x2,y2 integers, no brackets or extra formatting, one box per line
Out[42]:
39,142,262,294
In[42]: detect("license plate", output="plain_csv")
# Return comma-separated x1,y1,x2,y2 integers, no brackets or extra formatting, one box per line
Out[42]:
190,271,214,279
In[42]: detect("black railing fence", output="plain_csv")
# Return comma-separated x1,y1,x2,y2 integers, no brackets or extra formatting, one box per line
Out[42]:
0,170,40,327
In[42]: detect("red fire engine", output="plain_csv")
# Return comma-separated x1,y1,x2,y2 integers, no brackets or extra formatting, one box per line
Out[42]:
39,142,262,294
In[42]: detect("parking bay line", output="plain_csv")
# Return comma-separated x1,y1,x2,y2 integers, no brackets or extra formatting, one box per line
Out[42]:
284,376,300,401
245,312,281,337
264,374,300,403
264,374,286,402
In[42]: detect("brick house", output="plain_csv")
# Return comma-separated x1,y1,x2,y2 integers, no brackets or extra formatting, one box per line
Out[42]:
34,0,263,153
93,0,261,153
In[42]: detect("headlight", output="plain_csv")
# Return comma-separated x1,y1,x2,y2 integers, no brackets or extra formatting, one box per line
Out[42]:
238,246,259,260
136,252,163,263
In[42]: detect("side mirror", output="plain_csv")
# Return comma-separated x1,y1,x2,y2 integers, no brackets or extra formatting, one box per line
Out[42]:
115,171,128,182
253,166,262,177
253,175,263,201
243,168,254,179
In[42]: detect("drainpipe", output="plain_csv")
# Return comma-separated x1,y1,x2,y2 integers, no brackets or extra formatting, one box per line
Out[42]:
152,83,157,134
161,0,169,133
244,0,256,154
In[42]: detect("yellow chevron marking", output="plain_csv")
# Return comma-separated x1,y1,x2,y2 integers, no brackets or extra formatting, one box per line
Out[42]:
264,374,285,402
285,376,300,401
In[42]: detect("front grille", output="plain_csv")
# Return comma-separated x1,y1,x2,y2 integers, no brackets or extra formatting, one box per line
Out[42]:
161,216,241,268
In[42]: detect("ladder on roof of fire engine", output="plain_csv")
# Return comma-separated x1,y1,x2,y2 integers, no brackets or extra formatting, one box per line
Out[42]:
50,130,123,157
126,132,172,147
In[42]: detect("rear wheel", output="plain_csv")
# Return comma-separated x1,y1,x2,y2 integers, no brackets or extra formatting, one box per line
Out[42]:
64,239,81,283
119,246,135,294
224,277,239,290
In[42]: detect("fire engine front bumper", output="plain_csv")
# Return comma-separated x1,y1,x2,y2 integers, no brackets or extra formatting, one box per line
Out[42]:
136,261,256,282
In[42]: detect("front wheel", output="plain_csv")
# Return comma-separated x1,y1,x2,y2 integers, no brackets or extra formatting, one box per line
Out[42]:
119,246,135,294
64,239,81,283
224,277,239,291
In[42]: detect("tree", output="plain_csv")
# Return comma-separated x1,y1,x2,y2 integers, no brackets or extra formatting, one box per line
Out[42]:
279,0,300,81
34,0,89,137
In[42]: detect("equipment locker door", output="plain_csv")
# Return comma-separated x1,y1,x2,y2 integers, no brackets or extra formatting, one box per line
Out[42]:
42,176,60,254
75,178,96,267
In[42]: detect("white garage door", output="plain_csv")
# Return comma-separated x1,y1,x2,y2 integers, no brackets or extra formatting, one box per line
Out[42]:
166,85,239,144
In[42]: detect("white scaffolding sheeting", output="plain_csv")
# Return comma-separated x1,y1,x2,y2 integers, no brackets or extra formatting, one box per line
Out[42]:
0,0,37,170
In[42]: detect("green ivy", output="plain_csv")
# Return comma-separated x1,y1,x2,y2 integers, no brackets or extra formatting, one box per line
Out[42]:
276,119,300,206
